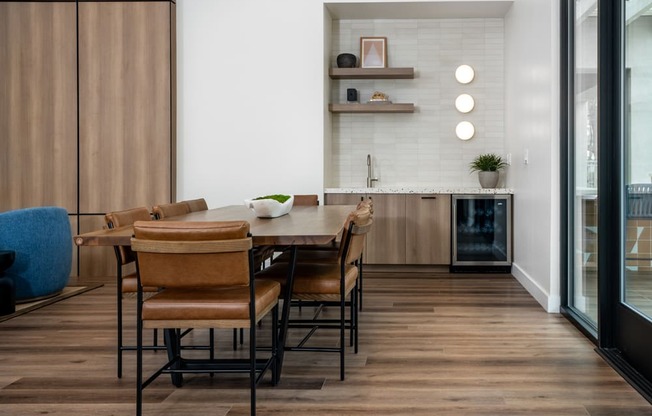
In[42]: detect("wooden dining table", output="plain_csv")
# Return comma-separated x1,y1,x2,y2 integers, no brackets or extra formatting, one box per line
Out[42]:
74,204,356,382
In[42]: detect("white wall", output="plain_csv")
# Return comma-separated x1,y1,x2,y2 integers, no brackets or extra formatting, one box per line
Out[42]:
504,0,560,312
177,0,562,312
177,0,327,207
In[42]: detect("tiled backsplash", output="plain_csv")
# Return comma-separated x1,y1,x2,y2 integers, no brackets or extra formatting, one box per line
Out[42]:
330,18,505,188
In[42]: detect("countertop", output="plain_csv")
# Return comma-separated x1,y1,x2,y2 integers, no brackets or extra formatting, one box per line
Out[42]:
324,187,513,194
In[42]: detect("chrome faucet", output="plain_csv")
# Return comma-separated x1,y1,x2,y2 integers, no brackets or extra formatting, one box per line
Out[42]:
366,154,379,188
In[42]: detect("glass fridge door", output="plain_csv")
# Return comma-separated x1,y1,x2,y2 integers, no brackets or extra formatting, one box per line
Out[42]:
453,195,511,265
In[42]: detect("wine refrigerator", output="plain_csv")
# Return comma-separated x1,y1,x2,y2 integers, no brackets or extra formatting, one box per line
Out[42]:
451,195,512,273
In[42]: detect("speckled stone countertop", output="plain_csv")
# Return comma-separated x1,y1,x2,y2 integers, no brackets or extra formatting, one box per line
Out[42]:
324,187,513,194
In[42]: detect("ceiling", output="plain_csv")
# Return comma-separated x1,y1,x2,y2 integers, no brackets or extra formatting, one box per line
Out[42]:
325,1,514,19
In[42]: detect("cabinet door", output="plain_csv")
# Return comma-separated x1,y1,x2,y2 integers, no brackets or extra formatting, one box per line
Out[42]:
405,194,451,265
324,193,364,205
78,1,173,213
0,2,77,212
365,194,406,264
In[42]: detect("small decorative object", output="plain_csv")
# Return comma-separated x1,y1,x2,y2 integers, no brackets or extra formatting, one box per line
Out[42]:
455,64,475,84
360,37,387,68
469,153,508,188
347,88,358,102
368,91,390,104
244,194,294,218
336,53,357,68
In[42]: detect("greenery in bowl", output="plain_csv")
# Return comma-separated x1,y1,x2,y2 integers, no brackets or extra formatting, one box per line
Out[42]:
253,194,291,204
469,153,508,172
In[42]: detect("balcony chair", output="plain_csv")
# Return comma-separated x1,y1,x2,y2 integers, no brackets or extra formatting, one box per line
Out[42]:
132,220,280,416
255,206,372,380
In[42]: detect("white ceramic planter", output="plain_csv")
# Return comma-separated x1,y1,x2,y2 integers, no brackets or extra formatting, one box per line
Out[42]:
244,195,294,218
478,171,499,188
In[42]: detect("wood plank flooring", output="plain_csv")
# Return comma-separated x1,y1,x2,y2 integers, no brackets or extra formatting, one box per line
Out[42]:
1,272,651,415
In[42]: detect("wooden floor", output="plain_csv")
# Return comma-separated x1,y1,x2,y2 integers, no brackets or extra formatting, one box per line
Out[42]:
1,272,652,415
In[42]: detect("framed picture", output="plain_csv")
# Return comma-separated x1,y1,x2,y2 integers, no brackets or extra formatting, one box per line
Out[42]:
360,37,387,68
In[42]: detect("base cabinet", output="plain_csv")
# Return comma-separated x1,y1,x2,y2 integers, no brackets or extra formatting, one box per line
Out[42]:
405,194,451,264
326,193,451,265
365,194,407,264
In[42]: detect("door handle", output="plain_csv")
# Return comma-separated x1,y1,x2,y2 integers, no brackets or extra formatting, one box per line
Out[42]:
421,196,437,200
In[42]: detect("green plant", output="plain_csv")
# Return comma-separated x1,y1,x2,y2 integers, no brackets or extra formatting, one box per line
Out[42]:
253,194,291,203
469,153,508,173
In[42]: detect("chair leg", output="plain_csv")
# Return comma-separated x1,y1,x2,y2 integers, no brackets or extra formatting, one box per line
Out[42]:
136,292,143,416
233,328,238,351
250,317,257,415
350,290,355,347
358,257,364,311
271,304,279,386
153,328,158,347
340,290,345,381
117,278,123,379
354,284,359,354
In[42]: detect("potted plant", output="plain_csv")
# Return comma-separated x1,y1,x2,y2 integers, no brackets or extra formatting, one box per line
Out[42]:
469,153,508,188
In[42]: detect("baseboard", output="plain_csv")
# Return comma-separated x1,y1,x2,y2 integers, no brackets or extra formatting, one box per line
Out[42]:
511,262,560,313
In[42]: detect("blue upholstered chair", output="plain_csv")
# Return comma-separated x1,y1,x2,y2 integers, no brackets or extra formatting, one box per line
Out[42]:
0,207,72,302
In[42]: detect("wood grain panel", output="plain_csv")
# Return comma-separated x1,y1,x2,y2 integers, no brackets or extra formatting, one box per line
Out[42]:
78,1,172,214
0,2,77,212
405,194,451,265
365,194,406,264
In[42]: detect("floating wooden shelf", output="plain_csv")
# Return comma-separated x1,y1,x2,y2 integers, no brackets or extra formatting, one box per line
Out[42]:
328,103,415,113
329,67,414,79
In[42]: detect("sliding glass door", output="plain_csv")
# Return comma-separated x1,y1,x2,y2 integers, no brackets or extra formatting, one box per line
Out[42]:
615,1,652,387
563,0,652,400
564,0,599,332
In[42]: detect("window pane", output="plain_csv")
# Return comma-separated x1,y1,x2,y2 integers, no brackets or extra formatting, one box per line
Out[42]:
571,0,598,325
623,6,652,321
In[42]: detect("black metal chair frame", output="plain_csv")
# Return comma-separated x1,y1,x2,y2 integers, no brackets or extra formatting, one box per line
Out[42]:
135,239,278,416
275,220,371,380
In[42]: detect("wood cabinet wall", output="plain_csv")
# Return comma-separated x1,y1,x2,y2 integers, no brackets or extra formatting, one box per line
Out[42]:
325,193,452,265
0,1,176,277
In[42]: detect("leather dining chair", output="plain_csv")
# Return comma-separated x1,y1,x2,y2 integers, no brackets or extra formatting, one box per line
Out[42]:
131,220,280,416
105,207,160,378
293,194,319,206
152,201,191,219
274,198,373,310
181,197,208,212
255,206,372,380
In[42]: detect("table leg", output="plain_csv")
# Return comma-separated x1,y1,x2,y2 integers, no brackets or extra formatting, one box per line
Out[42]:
275,245,297,383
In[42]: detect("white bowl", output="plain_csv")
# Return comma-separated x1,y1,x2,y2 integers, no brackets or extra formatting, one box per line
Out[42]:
244,195,294,218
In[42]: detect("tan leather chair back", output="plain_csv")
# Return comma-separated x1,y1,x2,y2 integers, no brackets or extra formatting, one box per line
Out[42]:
105,206,152,265
152,202,191,219
182,198,208,212
293,194,319,206
338,207,372,264
132,221,252,288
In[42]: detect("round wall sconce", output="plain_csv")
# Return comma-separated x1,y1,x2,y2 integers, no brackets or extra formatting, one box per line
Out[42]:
455,121,475,140
455,94,475,113
455,65,475,84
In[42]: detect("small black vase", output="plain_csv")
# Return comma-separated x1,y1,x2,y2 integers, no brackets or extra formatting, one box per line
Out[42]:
336,53,357,68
